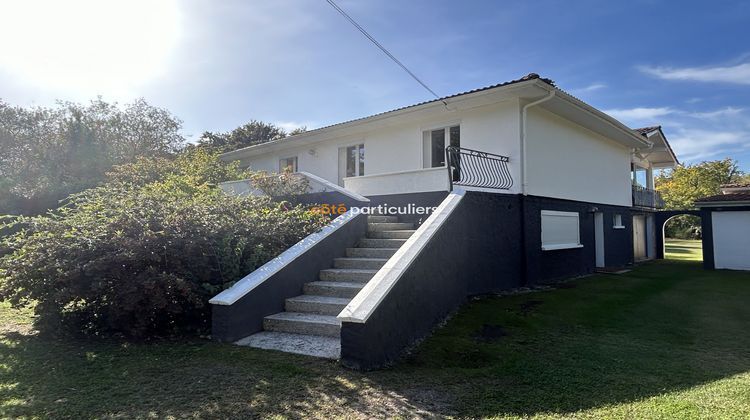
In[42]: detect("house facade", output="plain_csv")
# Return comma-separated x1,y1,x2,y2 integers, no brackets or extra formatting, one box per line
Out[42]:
211,74,678,368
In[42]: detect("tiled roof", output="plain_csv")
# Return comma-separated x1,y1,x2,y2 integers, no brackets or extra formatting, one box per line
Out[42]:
634,126,661,135
298,73,555,133
222,73,555,156
633,125,679,165
696,193,750,203
721,183,750,188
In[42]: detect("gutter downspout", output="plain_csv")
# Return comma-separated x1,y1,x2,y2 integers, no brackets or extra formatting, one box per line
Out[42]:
518,90,554,288
521,90,555,195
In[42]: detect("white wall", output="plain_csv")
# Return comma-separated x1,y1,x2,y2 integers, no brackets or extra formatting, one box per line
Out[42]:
344,167,448,196
525,107,632,207
712,211,750,270
239,100,522,195
238,101,633,205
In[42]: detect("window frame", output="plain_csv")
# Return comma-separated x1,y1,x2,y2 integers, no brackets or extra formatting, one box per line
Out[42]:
540,210,583,251
279,156,298,173
632,164,648,188
613,214,625,229
343,143,365,177
422,123,460,169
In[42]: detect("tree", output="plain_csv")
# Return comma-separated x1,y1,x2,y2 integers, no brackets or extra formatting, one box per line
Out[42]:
734,173,750,185
655,158,743,209
655,158,744,239
0,98,185,215
198,120,306,152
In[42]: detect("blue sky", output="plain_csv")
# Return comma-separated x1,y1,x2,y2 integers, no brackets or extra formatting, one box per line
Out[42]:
1,0,749,169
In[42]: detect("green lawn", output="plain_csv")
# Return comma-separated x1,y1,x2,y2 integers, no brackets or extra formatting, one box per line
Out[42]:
665,238,703,261
2,248,750,418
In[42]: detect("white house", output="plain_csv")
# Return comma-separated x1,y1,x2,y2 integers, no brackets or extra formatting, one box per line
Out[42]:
210,73,679,368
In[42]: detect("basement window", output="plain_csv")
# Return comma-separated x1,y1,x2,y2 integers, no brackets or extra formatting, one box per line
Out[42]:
613,214,625,229
541,210,583,251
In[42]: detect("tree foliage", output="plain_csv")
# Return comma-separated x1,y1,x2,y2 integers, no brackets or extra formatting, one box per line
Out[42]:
655,158,742,209
656,158,744,238
0,150,327,337
197,120,306,152
0,98,185,215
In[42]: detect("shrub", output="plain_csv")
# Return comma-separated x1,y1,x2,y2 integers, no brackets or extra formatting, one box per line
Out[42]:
249,170,311,197
0,152,327,337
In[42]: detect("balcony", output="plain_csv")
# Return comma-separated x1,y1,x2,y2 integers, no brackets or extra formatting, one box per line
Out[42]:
632,185,665,209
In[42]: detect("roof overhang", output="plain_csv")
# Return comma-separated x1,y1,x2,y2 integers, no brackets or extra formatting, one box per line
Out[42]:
221,79,543,160
638,128,678,168
221,78,653,161
696,201,750,208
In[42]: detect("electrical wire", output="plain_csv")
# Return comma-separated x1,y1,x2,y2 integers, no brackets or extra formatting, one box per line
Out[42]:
324,0,447,106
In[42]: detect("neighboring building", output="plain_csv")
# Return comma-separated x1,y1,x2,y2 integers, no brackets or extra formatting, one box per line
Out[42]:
211,74,679,368
696,184,750,271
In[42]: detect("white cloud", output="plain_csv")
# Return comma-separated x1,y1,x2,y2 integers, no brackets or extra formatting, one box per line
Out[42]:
604,106,745,126
570,83,607,94
602,104,750,164
604,107,675,122
669,129,750,162
275,121,316,133
687,107,744,120
639,62,750,85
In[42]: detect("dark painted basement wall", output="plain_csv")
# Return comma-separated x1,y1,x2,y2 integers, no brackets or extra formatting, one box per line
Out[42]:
340,192,473,370
365,191,450,226
603,208,635,268
341,191,639,369
522,195,634,285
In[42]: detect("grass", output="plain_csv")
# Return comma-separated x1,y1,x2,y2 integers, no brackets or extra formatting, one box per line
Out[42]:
2,239,749,418
665,238,703,261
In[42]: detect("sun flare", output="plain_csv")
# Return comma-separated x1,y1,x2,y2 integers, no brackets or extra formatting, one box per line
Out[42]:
0,0,181,96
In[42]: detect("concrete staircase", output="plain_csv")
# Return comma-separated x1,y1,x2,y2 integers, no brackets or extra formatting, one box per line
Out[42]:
234,215,416,359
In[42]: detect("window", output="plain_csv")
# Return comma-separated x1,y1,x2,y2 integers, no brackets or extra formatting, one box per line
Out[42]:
632,165,648,187
342,144,364,178
423,125,460,168
279,156,297,173
541,210,583,251
613,214,624,229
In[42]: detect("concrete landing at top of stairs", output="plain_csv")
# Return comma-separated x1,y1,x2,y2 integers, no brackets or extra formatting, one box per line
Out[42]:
235,331,341,359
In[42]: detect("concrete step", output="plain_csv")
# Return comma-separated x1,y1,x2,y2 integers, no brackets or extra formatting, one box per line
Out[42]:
285,295,350,316
346,247,397,258
235,331,340,359
319,268,378,282
333,257,388,270
263,312,341,337
368,222,414,232
358,238,408,248
367,230,416,239
304,281,365,298
367,215,398,223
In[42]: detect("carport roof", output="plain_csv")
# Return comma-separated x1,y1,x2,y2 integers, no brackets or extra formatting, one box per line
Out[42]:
696,192,750,206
